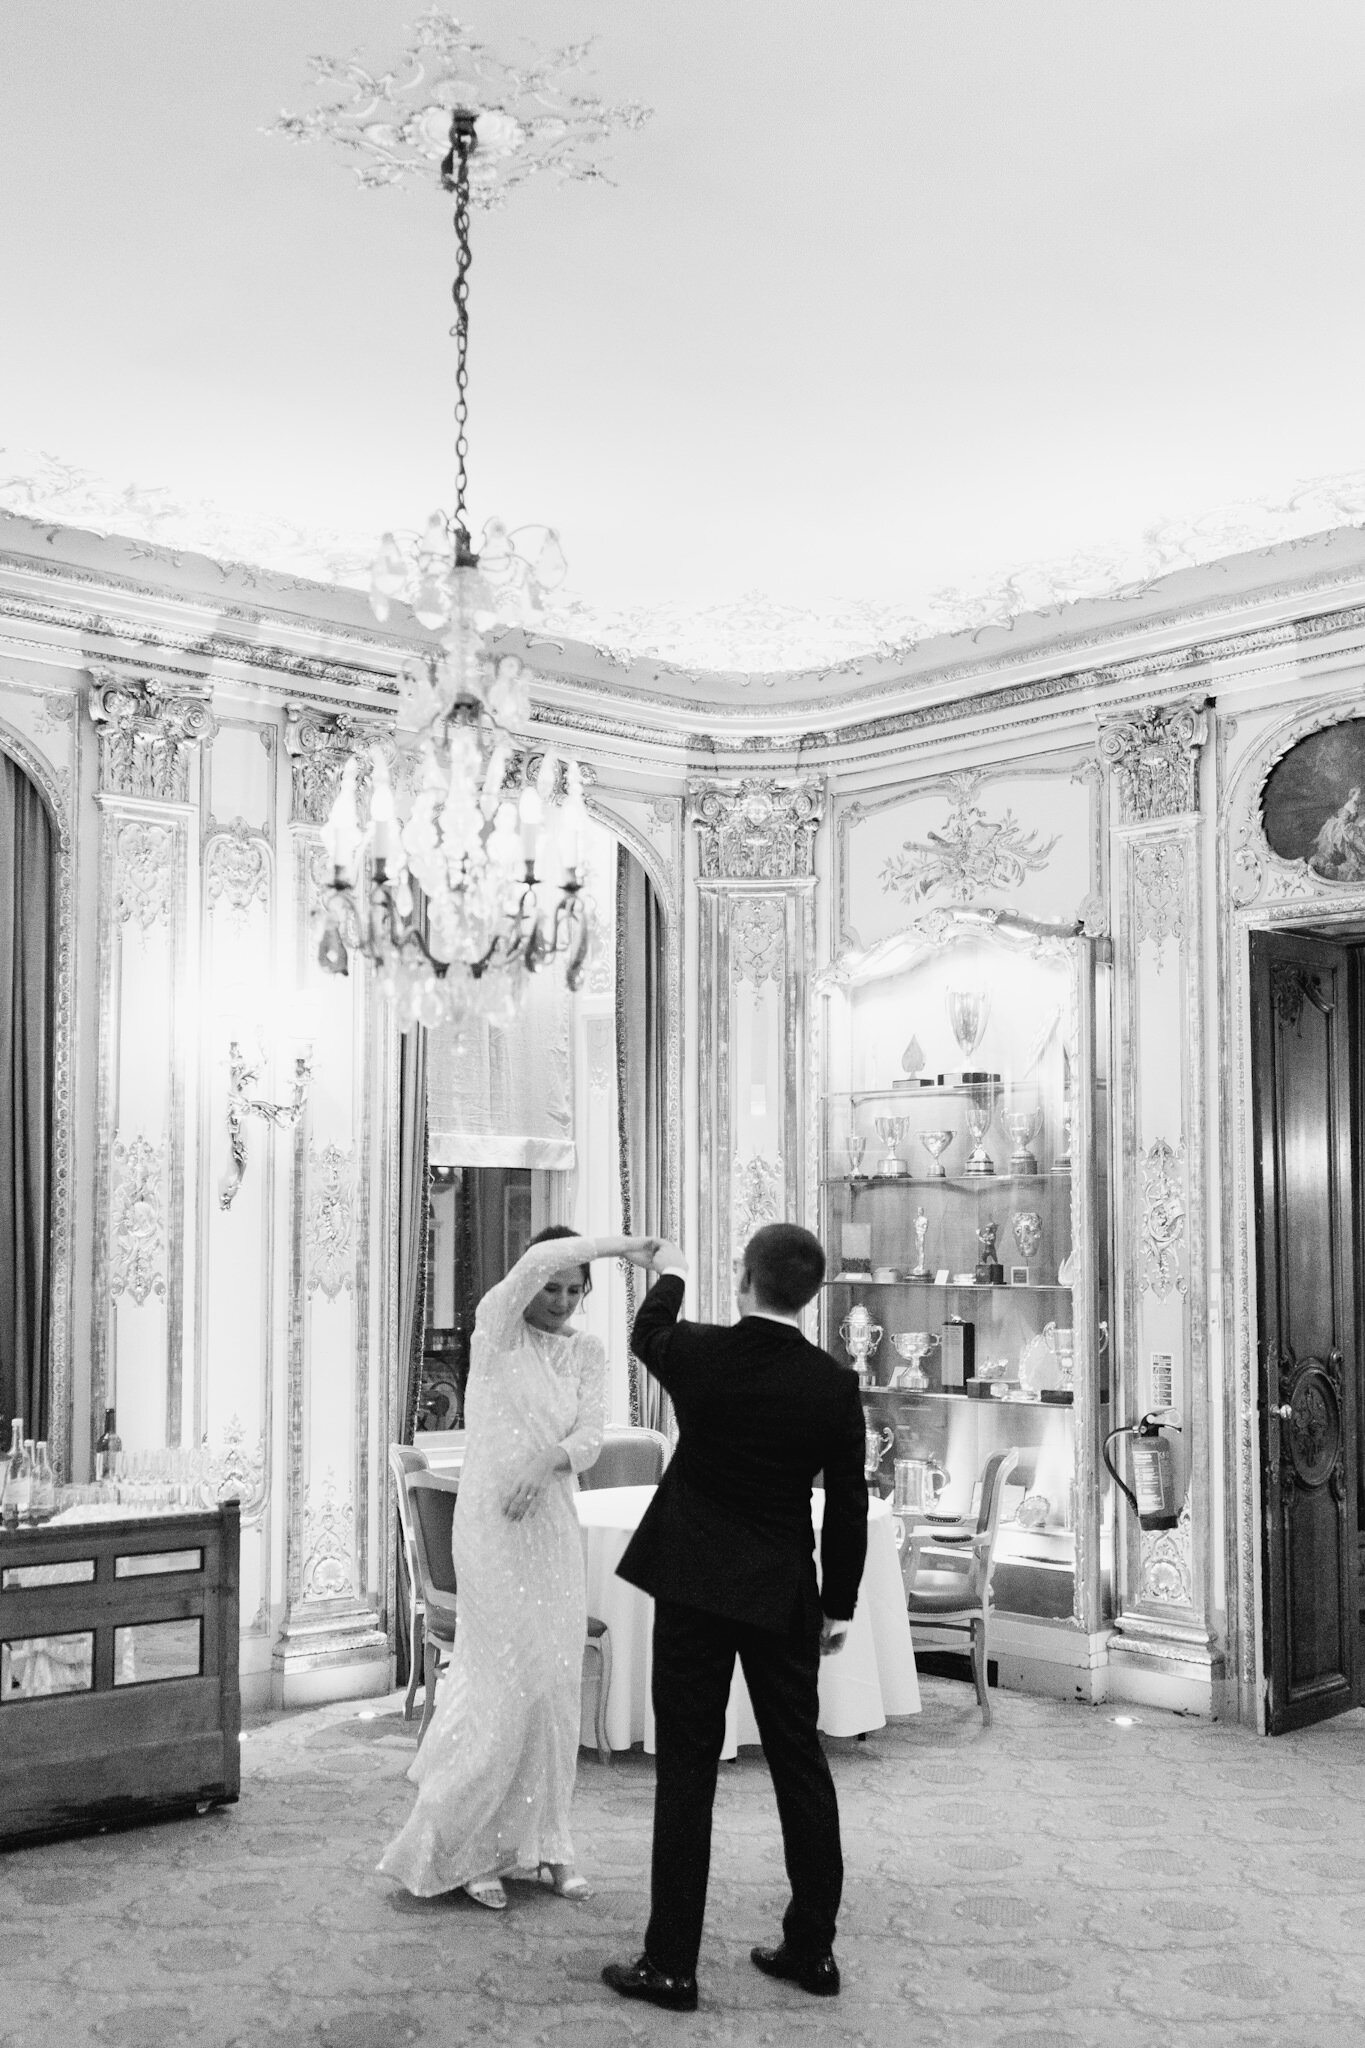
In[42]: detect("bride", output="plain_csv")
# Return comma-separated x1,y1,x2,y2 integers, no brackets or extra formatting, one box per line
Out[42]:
378,1226,661,1909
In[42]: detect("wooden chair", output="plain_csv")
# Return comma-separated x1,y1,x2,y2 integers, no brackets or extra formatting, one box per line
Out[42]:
389,1443,430,1721
404,1470,461,1746
578,1426,670,1491
901,1447,1019,1727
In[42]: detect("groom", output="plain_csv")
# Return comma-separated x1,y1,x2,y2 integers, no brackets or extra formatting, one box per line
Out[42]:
603,1223,868,2013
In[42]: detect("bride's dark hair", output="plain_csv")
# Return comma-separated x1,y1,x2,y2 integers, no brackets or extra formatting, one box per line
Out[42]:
528,1223,593,1294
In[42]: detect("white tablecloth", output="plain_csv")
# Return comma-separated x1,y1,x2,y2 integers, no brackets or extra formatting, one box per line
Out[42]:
575,1485,919,1758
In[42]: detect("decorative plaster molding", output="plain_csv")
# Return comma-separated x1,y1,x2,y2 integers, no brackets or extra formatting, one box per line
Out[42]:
201,1414,268,1522
689,777,823,881
1130,837,1187,966
730,896,786,988
88,670,214,801
878,770,1060,907
109,1135,167,1307
307,1143,355,1298
1140,1500,1194,1606
284,703,388,826
113,820,175,930
585,1015,613,1096
301,1469,356,1601
732,1152,782,1257
1099,700,1209,823
1139,1138,1187,1301
205,820,270,921
1228,698,1365,911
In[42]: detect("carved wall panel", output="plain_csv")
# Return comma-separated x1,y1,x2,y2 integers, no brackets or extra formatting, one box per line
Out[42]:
1101,699,1215,1692
691,777,823,1320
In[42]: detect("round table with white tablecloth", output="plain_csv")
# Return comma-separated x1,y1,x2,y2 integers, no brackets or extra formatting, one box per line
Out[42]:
574,1485,919,1759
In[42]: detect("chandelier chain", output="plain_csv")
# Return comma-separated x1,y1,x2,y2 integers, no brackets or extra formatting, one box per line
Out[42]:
443,112,475,545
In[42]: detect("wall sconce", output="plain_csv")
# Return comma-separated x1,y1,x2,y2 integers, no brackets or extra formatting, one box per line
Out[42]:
219,1039,313,1211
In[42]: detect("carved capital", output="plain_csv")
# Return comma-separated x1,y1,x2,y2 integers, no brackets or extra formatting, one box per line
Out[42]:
1098,699,1209,824
689,776,823,881
284,704,386,828
88,671,214,802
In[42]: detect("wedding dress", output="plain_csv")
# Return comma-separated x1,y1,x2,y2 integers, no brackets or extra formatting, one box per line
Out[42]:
378,1236,605,1897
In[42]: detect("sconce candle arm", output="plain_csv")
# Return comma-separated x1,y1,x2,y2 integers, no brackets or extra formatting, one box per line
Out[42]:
218,1042,314,1212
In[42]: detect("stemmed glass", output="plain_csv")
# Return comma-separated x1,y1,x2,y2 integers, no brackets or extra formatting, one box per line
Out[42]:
846,1134,867,1180
919,1130,953,1179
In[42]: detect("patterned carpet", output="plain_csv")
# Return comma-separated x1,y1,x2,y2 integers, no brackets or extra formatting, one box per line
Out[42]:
4,1677,1365,2048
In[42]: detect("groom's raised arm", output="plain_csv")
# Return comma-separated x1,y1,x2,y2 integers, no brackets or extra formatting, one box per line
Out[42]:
630,1262,690,1395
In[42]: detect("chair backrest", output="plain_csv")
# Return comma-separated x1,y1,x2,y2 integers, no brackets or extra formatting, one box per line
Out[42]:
405,1471,461,1629
579,1427,669,1491
975,1446,1020,1539
389,1443,428,1559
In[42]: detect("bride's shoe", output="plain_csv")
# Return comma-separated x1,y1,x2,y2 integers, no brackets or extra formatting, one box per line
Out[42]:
464,1875,508,1911
539,1861,591,1900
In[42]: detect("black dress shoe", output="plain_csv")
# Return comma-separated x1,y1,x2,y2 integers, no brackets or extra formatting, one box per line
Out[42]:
750,1942,840,1996
602,1954,699,2012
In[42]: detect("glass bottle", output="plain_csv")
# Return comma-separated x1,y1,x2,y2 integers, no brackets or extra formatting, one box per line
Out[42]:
95,1407,121,1490
0,1418,21,1527
3,1435,34,1525
31,1441,56,1520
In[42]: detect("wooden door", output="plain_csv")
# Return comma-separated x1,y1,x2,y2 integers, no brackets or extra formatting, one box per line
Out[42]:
1250,930,1360,1732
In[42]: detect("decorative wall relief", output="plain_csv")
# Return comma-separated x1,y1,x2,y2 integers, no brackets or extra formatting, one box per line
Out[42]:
1098,699,1209,823
307,1144,356,1298
1130,838,1187,966
88,672,214,800
1139,1139,1187,1300
301,1470,357,1601
690,777,823,880
1141,1500,1194,1605
205,820,271,923
109,1135,168,1306
879,772,1059,906
113,820,175,930
730,897,786,987
200,1414,268,1521
585,1015,613,1096
732,1152,782,1256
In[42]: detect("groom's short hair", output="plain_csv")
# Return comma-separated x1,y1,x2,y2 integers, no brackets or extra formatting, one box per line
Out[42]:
742,1224,826,1314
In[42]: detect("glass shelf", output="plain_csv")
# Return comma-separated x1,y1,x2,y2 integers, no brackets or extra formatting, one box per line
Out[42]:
825,1277,1073,1293
834,1173,1070,1189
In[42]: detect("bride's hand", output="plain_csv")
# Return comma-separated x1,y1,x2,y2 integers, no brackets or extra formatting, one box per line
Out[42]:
504,1450,554,1521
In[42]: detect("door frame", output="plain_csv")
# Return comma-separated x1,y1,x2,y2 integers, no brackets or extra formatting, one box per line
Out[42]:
1220,701,1365,1729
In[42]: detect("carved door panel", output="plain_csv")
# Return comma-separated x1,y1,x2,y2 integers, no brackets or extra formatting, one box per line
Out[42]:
1250,932,1360,1732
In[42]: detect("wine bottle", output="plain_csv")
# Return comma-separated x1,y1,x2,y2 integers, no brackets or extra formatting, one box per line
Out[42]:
95,1407,121,1485
6,1437,34,1524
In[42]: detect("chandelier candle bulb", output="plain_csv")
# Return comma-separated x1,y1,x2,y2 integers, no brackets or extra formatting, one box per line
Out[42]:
519,786,543,863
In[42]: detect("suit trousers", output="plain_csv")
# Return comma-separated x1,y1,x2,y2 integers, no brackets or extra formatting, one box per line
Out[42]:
644,1596,844,1977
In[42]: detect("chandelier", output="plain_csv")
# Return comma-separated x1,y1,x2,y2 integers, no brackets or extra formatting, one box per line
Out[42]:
315,107,592,1031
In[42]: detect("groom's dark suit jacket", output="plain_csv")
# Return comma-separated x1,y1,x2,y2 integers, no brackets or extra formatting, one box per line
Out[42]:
617,1275,868,1632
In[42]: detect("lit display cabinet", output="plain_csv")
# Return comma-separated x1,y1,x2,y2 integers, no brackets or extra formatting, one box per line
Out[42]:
819,910,1113,1676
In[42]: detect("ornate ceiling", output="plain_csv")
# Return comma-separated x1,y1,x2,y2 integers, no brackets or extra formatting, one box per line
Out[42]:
3,2,1364,688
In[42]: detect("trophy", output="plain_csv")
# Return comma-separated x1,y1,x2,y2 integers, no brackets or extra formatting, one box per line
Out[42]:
1055,1046,1073,1172
963,1082,997,1175
890,1330,938,1390
900,1034,926,1080
864,1424,895,1485
1011,1209,1043,1282
974,1221,1004,1286
999,1088,1044,1175
910,1206,930,1278
946,987,990,1066
874,1115,909,1177
839,1303,883,1387
919,1129,953,1178
1044,1321,1076,1392
847,1133,868,1179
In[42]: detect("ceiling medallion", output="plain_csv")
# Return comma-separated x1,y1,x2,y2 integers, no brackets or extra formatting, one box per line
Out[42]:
272,8,649,203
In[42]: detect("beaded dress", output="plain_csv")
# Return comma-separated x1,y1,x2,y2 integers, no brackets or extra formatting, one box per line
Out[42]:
378,1236,605,1896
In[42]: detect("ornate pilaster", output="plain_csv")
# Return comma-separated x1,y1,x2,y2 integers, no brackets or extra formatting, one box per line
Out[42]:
1099,698,1218,1703
689,778,824,1319
272,710,387,1705
89,671,213,1458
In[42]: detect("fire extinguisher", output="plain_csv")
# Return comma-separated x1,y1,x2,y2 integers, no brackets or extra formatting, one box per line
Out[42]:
1102,1410,1183,1532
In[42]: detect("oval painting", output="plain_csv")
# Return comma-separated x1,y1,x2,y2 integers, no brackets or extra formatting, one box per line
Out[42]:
1261,719,1365,882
